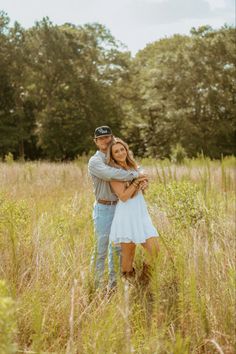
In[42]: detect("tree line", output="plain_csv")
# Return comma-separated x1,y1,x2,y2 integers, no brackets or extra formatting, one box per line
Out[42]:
0,11,235,160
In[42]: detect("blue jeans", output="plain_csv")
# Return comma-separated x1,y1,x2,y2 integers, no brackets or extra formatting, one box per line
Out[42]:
91,202,121,288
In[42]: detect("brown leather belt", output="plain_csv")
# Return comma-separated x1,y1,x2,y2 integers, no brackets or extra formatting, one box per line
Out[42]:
97,199,118,205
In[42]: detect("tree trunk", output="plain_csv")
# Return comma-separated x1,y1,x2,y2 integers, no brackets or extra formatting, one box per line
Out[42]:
19,139,25,161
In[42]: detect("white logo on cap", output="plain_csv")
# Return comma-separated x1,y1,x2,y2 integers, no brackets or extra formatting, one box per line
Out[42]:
98,128,108,133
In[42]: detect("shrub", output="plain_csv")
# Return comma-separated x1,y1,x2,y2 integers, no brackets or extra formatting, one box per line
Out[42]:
147,180,207,228
170,144,187,164
4,152,14,164
0,280,16,354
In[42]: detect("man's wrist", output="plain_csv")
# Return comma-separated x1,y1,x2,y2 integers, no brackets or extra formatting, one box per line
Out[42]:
138,170,148,178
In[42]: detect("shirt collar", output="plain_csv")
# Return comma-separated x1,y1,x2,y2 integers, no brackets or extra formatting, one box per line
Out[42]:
97,150,106,160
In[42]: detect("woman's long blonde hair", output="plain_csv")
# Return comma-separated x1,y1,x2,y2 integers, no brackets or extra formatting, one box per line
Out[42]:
106,137,138,170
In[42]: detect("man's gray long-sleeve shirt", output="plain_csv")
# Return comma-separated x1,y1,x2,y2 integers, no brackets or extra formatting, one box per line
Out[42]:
88,151,139,201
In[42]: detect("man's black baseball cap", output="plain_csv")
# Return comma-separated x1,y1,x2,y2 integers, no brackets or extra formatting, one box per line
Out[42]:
94,126,112,138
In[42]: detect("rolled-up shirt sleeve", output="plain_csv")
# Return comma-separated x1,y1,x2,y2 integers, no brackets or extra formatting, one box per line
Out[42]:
88,156,139,181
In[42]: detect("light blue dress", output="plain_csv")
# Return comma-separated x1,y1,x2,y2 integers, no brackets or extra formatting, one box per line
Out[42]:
109,191,159,244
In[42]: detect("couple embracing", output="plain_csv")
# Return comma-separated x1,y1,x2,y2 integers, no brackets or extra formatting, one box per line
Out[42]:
88,126,160,291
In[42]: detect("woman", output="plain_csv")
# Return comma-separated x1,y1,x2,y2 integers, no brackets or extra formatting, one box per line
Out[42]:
107,137,160,280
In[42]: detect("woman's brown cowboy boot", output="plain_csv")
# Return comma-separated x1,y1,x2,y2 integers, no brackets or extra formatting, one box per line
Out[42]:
139,262,152,285
121,268,136,285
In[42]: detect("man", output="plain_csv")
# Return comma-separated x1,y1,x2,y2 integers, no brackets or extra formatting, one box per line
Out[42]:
88,125,147,290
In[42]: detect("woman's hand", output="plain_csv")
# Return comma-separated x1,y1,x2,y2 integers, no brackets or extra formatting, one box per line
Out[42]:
138,180,148,191
131,176,149,194
134,176,148,184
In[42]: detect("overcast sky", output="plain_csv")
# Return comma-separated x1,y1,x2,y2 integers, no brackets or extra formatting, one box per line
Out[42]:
1,0,234,55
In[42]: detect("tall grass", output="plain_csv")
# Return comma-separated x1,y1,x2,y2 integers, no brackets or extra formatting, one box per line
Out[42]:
0,157,235,353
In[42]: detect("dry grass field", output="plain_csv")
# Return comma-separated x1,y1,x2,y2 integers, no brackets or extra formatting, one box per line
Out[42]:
0,157,235,354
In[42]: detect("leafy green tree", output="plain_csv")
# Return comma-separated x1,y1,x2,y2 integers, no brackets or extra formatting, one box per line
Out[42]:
0,12,16,157
0,12,37,159
121,34,190,157
0,15,235,160
121,26,236,158
24,20,126,159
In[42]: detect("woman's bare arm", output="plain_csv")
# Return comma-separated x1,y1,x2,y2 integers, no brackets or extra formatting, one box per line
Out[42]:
110,180,140,202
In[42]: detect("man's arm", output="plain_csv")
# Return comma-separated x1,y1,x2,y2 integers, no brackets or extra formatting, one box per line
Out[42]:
88,156,139,181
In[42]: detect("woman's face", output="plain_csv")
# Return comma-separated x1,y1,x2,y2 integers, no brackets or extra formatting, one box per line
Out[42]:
111,143,127,163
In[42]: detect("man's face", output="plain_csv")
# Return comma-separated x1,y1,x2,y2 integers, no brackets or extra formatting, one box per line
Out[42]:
94,135,112,152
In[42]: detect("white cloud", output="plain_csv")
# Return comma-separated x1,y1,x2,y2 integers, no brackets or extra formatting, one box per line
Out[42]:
137,0,167,3
206,0,227,10
124,0,234,26
0,0,234,55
